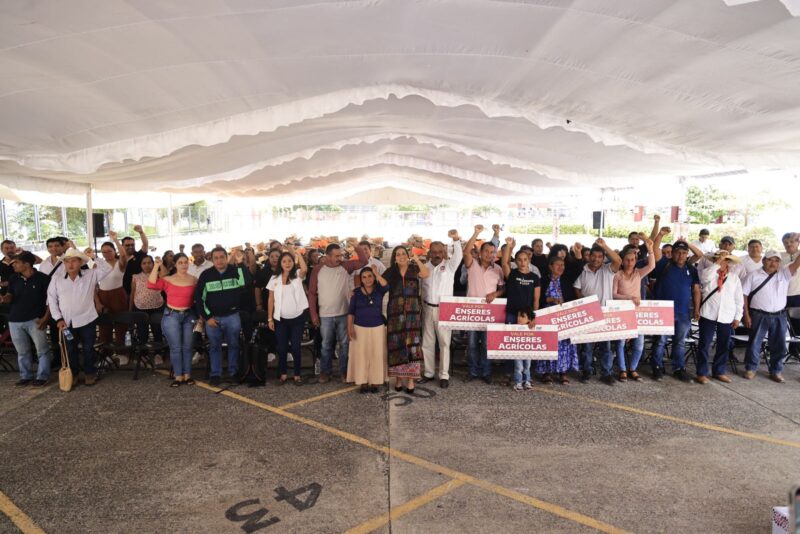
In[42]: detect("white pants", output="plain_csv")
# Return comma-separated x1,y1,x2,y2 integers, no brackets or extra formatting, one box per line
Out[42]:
421,302,452,380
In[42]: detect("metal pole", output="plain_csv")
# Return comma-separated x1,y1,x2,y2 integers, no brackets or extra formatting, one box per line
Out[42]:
86,184,94,250
61,206,68,234
0,199,7,239
33,204,41,242
168,194,175,250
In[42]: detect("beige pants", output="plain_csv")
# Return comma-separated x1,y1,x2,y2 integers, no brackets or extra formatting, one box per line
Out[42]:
421,302,451,380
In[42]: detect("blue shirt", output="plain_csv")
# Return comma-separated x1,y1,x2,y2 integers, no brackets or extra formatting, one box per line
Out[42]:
348,284,388,327
653,258,699,319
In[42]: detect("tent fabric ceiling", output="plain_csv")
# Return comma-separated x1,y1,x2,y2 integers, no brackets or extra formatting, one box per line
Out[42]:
0,0,799,205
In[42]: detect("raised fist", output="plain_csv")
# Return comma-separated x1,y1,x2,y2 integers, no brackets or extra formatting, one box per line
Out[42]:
133,225,143,233
492,224,501,233
474,225,484,234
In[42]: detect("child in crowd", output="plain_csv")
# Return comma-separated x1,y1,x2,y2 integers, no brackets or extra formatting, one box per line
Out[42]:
513,306,536,392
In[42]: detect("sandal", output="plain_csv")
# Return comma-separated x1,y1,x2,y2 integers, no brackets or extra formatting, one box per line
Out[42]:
559,373,570,385
542,373,554,384
293,376,303,386
629,371,642,382
279,375,289,385
170,380,182,388
618,371,628,382
185,378,195,386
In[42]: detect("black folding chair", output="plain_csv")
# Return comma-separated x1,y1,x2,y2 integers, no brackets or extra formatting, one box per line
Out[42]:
137,312,168,380
0,314,16,372
783,307,800,366
105,311,149,380
94,313,120,375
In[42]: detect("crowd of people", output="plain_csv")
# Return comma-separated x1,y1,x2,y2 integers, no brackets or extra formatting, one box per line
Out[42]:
1,216,799,394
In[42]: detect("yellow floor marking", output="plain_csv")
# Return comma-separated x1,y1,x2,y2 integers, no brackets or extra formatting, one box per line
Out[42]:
0,490,45,534
197,383,629,533
279,385,360,410
344,479,466,534
536,388,800,450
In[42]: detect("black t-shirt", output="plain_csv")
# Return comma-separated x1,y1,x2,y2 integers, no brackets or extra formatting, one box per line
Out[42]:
0,259,14,294
505,269,540,315
8,271,50,322
123,250,147,294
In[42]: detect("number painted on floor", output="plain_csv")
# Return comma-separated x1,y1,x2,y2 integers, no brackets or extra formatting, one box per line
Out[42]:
225,499,280,533
274,482,322,512
382,385,436,406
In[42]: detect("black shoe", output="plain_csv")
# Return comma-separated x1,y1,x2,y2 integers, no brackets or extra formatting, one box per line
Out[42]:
32,379,48,387
439,379,449,389
651,367,663,381
579,370,591,383
465,374,475,382
359,384,369,394
405,386,415,395
673,369,691,383
225,374,240,384
369,386,378,393
482,376,492,385
209,376,222,386
394,384,403,392
417,376,433,384
15,379,32,387
600,375,615,386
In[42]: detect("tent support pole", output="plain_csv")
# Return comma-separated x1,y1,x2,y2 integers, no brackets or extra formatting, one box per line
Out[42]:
61,206,68,234
168,194,175,250
0,199,7,239
86,184,94,250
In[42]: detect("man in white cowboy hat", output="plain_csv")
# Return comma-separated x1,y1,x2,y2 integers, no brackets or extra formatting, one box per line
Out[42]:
47,247,113,386
695,251,743,384
741,250,800,383
694,236,744,279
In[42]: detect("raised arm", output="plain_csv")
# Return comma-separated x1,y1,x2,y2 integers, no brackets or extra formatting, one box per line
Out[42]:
501,236,514,279
133,224,149,253
788,254,800,276
149,258,162,284
649,214,661,241
595,237,621,272
411,250,430,279
294,246,308,280
652,226,670,262
343,244,370,273
490,224,501,248
686,240,704,265
445,229,463,271
462,224,483,269
109,231,128,271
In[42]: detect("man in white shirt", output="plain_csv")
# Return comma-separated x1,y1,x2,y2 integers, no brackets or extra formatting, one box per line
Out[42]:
692,228,716,256
419,230,463,388
695,252,743,384
695,236,745,280
781,232,800,357
740,239,763,281
741,250,800,382
187,243,213,278
573,239,622,384
47,248,113,386
37,237,68,277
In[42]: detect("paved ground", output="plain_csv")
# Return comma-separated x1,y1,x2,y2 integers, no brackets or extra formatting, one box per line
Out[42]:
1,346,800,534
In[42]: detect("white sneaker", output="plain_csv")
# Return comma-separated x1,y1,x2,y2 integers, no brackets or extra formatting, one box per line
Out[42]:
513,383,524,392
267,352,277,363
287,352,293,363
191,351,203,365
523,381,533,390
115,354,129,366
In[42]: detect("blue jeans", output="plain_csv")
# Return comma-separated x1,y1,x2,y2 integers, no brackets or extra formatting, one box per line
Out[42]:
468,330,491,378
652,315,691,371
320,315,349,375
697,317,733,377
276,314,305,376
10,320,52,380
580,341,612,377
745,310,788,373
206,313,241,378
65,320,97,376
162,308,195,377
514,359,531,385
615,335,645,372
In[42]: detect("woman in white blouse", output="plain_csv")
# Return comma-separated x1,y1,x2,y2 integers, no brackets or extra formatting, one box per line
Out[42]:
96,231,129,364
267,247,308,384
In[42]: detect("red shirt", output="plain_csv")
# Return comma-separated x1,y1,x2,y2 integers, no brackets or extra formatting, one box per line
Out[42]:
147,278,195,309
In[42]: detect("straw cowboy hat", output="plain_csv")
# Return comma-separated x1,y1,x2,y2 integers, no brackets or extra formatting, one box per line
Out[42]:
60,248,91,265
706,251,741,264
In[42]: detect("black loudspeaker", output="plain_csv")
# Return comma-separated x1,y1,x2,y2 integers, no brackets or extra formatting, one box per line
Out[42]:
92,213,106,238
592,211,603,230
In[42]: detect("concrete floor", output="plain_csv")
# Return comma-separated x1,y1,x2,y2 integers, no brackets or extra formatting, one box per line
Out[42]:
1,349,799,534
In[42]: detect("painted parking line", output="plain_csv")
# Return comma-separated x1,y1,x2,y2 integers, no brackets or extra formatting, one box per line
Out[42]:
344,479,466,534
535,388,800,450
0,489,45,534
278,385,360,410
193,382,629,533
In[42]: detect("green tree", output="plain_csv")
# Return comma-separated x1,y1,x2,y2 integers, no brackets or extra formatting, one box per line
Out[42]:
686,185,730,224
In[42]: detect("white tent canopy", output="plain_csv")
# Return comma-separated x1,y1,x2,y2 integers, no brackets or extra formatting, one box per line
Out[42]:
1,0,800,206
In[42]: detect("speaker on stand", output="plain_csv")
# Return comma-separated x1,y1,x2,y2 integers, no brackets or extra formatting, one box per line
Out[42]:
92,212,106,252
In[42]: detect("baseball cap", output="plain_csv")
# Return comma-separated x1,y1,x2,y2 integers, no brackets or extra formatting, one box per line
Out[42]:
763,250,782,260
699,229,710,236
672,241,689,251
720,236,735,245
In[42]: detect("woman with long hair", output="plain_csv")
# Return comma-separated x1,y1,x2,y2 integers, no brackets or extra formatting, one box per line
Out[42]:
347,267,389,393
612,240,656,381
148,253,197,387
96,231,129,363
536,255,579,384
384,246,430,393
267,248,308,384
130,255,165,363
